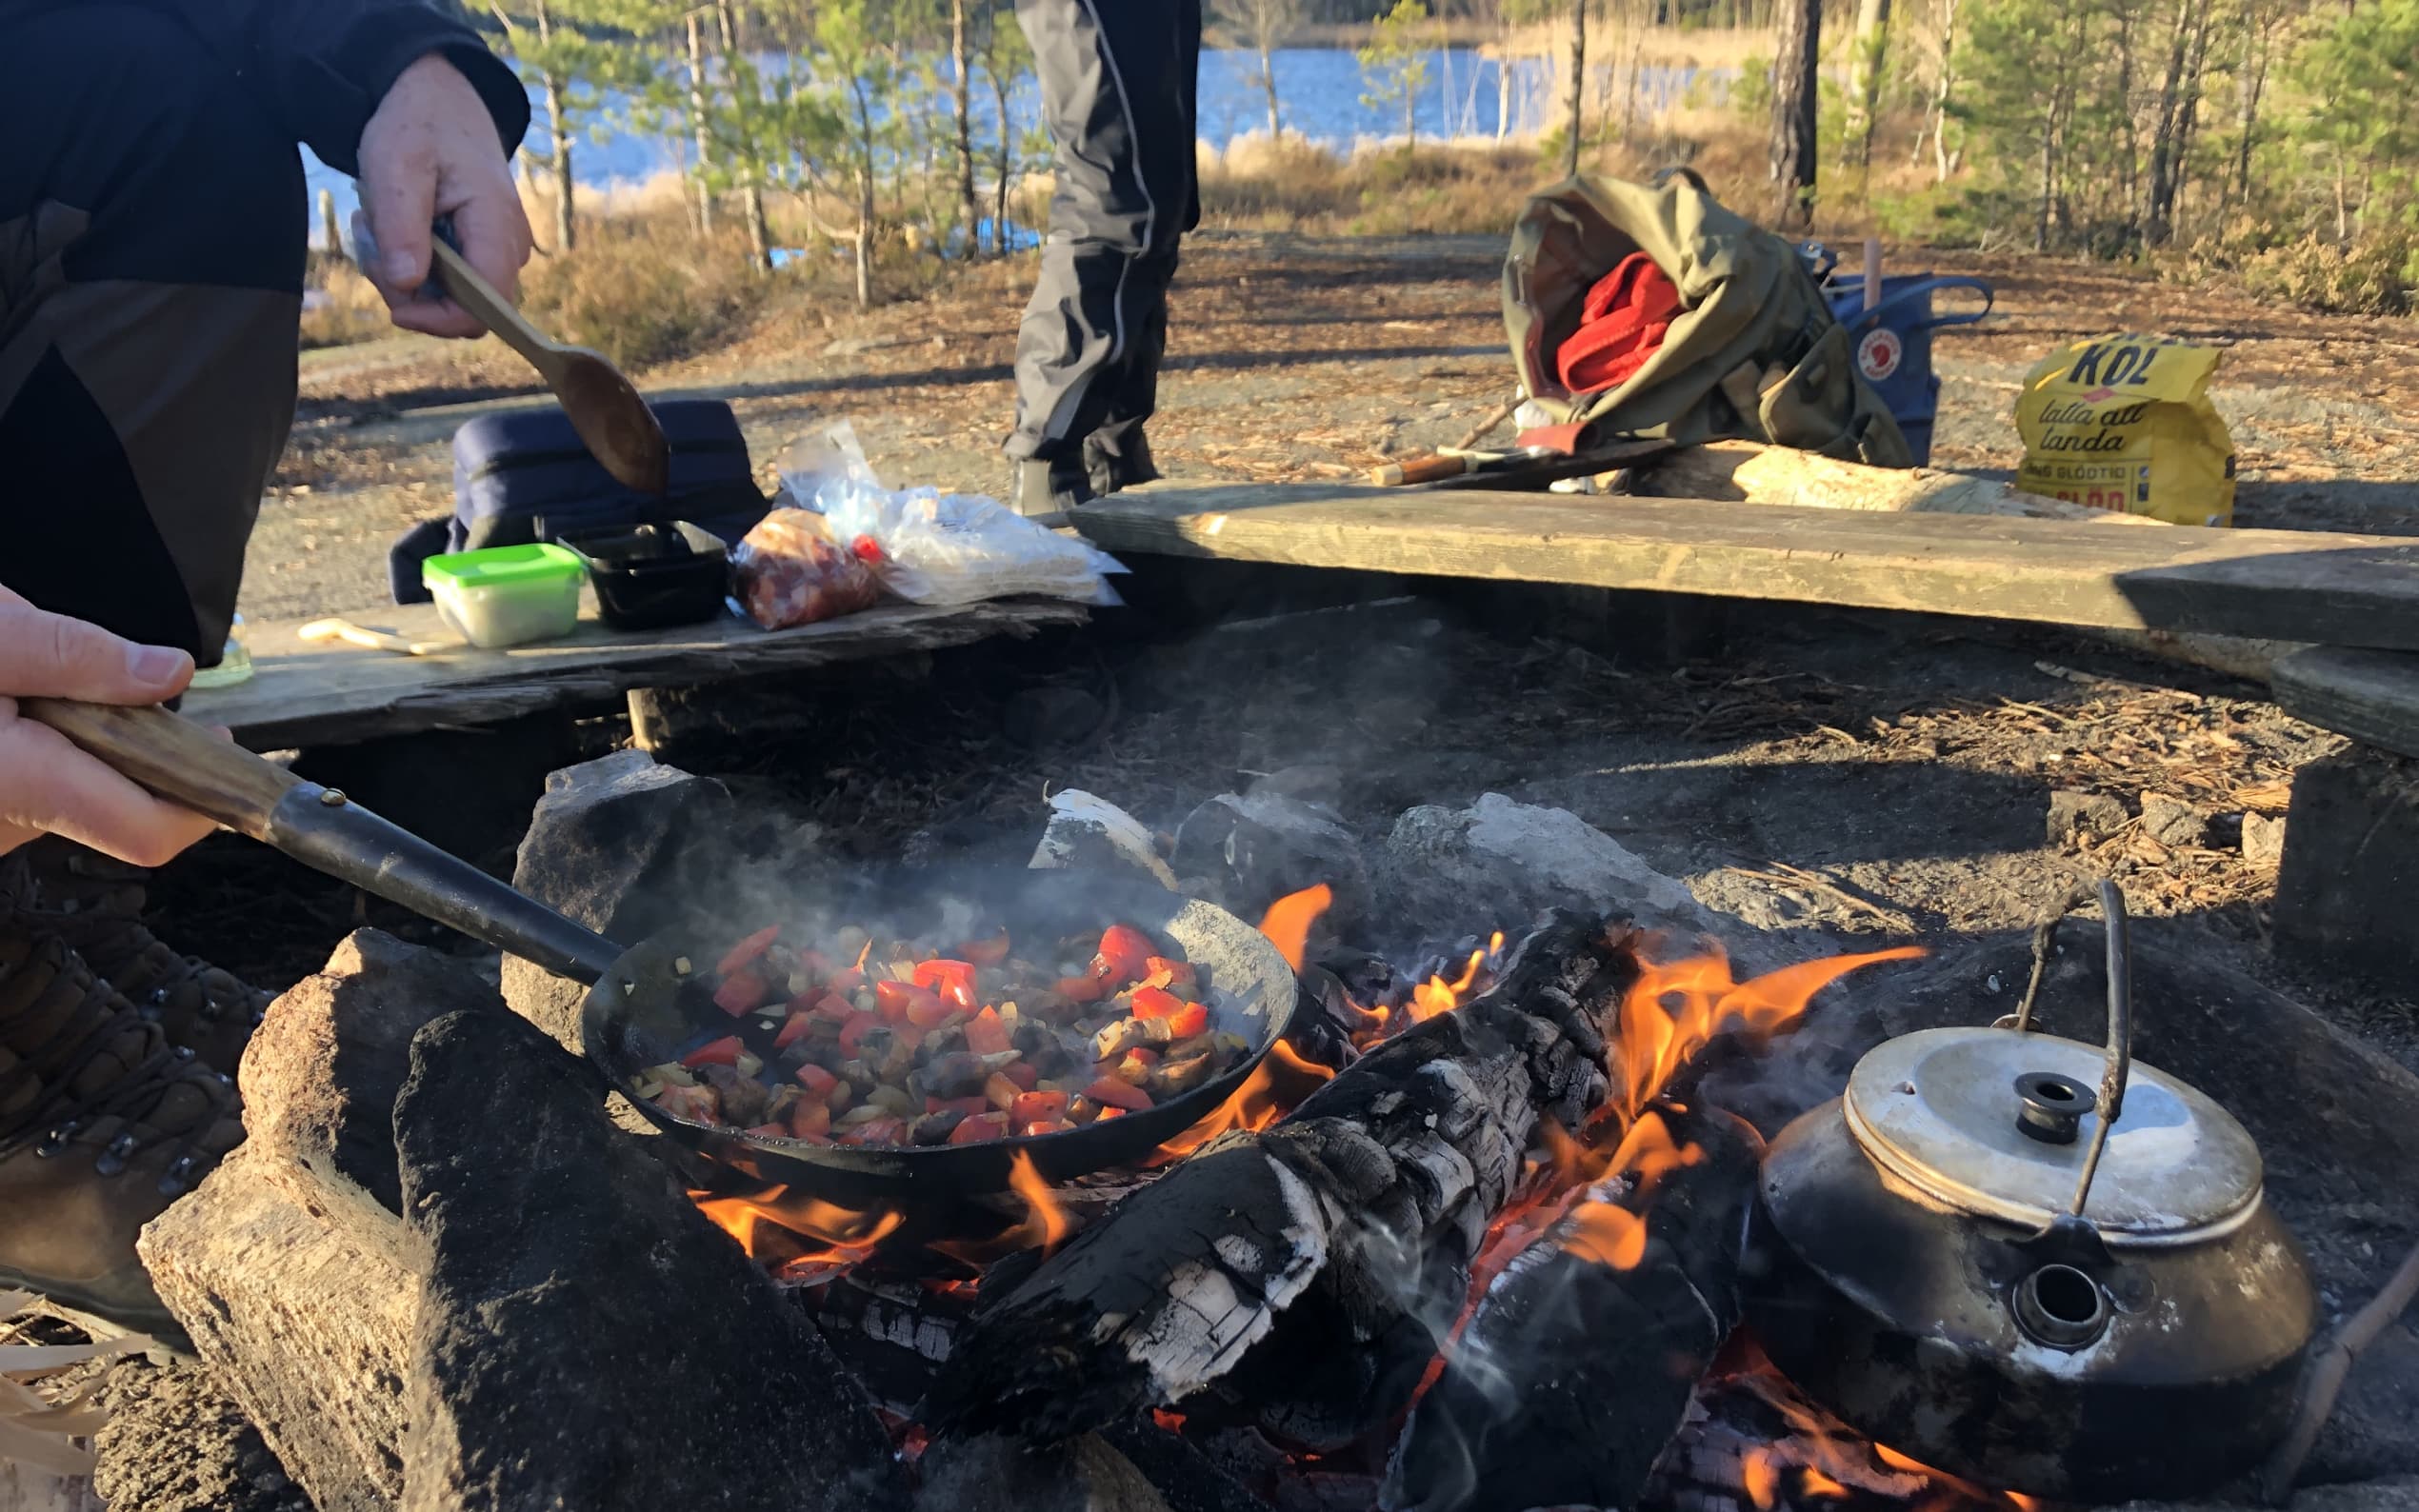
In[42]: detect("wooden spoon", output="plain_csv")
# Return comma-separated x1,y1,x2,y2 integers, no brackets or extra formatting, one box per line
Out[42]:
427,234,671,498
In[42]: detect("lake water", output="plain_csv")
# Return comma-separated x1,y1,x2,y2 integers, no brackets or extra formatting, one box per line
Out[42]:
305,47,1707,244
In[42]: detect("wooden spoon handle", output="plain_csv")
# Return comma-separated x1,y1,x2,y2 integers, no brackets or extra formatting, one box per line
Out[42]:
428,235,563,382
21,699,301,841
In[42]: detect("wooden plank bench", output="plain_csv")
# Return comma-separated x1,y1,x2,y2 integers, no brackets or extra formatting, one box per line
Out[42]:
1069,486,2419,649
184,597,1089,749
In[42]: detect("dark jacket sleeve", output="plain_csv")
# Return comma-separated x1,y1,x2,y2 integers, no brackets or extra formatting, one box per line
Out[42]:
183,0,531,175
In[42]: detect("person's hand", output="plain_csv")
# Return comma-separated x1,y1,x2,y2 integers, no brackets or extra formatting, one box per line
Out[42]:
0,587,220,866
357,52,533,340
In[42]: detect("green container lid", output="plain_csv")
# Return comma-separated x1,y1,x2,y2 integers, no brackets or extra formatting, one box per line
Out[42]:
422,542,586,590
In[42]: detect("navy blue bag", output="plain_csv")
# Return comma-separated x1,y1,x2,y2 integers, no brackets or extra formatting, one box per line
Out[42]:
389,398,770,604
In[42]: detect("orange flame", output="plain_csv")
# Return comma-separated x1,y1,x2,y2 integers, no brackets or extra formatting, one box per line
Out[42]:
1801,1467,1851,1499
1408,931,1505,1024
1607,944,1925,1127
1256,885,1331,973
1150,1039,1336,1164
1742,1447,1781,1509
692,1184,909,1279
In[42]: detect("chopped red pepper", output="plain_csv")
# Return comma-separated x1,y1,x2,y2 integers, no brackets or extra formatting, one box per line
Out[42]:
948,1112,1010,1145
926,1095,990,1118
904,991,957,1031
796,949,835,982
826,967,867,995
964,1006,1011,1056
1130,985,1186,1020
712,968,770,1017
846,1115,909,1146
1091,925,1154,988
790,1099,832,1139
837,1011,884,1054
1022,1118,1074,1137
1145,956,1196,989
912,959,980,1011
1012,1089,1070,1125
1163,1002,1210,1040
714,925,781,978
1094,1106,1127,1122
793,1064,840,1098
772,1012,817,1050
679,1035,745,1068
872,979,914,1021
957,929,1014,966
815,992,856,1020
1084,1076,1154,1112
1002,1062,1040,1091
1056,975,1108,1004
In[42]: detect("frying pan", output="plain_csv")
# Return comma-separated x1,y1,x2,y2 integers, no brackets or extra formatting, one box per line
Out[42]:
26,700,1298,1205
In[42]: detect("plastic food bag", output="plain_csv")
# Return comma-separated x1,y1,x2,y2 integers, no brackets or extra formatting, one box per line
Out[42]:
781,422,1127,607
730,507,883,629
2015,334,2235,527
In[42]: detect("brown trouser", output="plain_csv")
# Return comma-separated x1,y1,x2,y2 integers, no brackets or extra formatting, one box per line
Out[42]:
0,3,304,665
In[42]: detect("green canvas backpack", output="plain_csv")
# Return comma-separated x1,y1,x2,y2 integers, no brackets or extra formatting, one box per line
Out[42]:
1504,170,1912,467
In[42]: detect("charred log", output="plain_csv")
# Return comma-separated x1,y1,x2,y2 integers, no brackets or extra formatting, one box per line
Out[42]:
1380,1104,1762,1512
925,913,1639,1444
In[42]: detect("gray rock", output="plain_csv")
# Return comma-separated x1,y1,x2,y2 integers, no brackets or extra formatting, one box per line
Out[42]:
501,751,733,1052
2111,1475,2419,1511
1245,764,1346,810
1171,791,1369,936
2048,788,2129,845
1380,792,1716,946
916,1433,1170,1512
2142,791,2213,848
2243,811,2288,870
239,928,501,1218
393,1007,909,1512
91,1358,312,1512
2277,747,2419,985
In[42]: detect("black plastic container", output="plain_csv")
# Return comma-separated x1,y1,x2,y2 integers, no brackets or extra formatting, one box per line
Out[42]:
549,520,730,631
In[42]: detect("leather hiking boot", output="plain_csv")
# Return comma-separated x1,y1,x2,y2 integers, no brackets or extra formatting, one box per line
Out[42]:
16,838,269,1074
0,929,242,1340
1010,457,1094,525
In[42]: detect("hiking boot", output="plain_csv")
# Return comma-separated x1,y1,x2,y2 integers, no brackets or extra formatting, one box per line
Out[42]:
1010,457,1094,524
1083,431,1161,496
0,928,243,1340
15,839,269,1074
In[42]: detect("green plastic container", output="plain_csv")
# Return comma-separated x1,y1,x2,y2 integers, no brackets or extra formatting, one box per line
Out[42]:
422,543,586,648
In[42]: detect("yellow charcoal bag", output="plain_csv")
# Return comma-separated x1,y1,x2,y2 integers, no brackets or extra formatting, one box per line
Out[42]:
2014,334,2235,526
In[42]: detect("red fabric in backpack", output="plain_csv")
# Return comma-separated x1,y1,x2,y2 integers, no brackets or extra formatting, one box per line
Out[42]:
1555,251,1683,396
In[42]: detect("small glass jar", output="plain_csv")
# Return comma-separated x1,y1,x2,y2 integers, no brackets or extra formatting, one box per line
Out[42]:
189,613,254,688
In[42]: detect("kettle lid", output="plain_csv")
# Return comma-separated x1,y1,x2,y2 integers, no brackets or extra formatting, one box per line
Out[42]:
1844,1025,2265,1244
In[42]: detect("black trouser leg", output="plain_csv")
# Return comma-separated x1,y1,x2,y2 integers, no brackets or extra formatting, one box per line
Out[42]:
1005,0,1202,470
0,4,303,665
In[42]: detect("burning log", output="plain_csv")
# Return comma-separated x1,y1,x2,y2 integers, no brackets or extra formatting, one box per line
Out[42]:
923,912,1641,1445
1379,1104,1763,1512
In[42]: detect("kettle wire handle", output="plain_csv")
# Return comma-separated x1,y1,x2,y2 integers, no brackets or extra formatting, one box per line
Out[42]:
2009,879,2134,1218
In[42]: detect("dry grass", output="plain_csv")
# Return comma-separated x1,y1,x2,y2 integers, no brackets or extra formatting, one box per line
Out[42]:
519,214,772,368
298,255,390,349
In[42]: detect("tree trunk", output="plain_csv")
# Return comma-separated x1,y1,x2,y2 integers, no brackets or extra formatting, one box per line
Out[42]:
318,188,341,255
1563,0,1587,176
1261,40,1282,135
2036,94,2057,251
952,0,980,257
1769,0,1820,228
535,0,573,253
991,66,1013,255
1846,0,1890,167
1497,21,1514,140
2233,19,2270,208
2143,0,2211,247
2169,0,2215,239
1926,0,1959,180
1439,20,1455,143
687,10,714,238
854,86,877,307
715,0,771,273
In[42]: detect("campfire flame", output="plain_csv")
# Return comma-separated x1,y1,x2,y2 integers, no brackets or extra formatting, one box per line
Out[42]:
1257,884,1331,973
690,1186,909,1282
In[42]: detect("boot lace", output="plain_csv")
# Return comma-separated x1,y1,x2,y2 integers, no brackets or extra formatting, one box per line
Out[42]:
0,977,223,1196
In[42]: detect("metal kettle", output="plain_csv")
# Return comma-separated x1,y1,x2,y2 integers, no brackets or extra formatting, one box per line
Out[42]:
1742,883,2318,1502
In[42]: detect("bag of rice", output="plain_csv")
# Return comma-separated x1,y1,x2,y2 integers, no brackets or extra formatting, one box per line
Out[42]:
2014,334,2235,527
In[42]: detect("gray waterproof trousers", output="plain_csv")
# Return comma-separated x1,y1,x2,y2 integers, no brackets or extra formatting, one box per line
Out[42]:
1005,0,1202,474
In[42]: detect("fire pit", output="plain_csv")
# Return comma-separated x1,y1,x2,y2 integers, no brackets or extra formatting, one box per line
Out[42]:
110,758,2419,1512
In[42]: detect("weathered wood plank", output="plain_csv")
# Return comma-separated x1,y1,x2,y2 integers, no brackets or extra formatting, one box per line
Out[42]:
183,598,1089,749
1069,486,2419,648
2272,647,2419,760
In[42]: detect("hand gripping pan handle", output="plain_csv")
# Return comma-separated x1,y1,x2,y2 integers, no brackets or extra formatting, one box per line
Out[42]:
24,699,623,985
